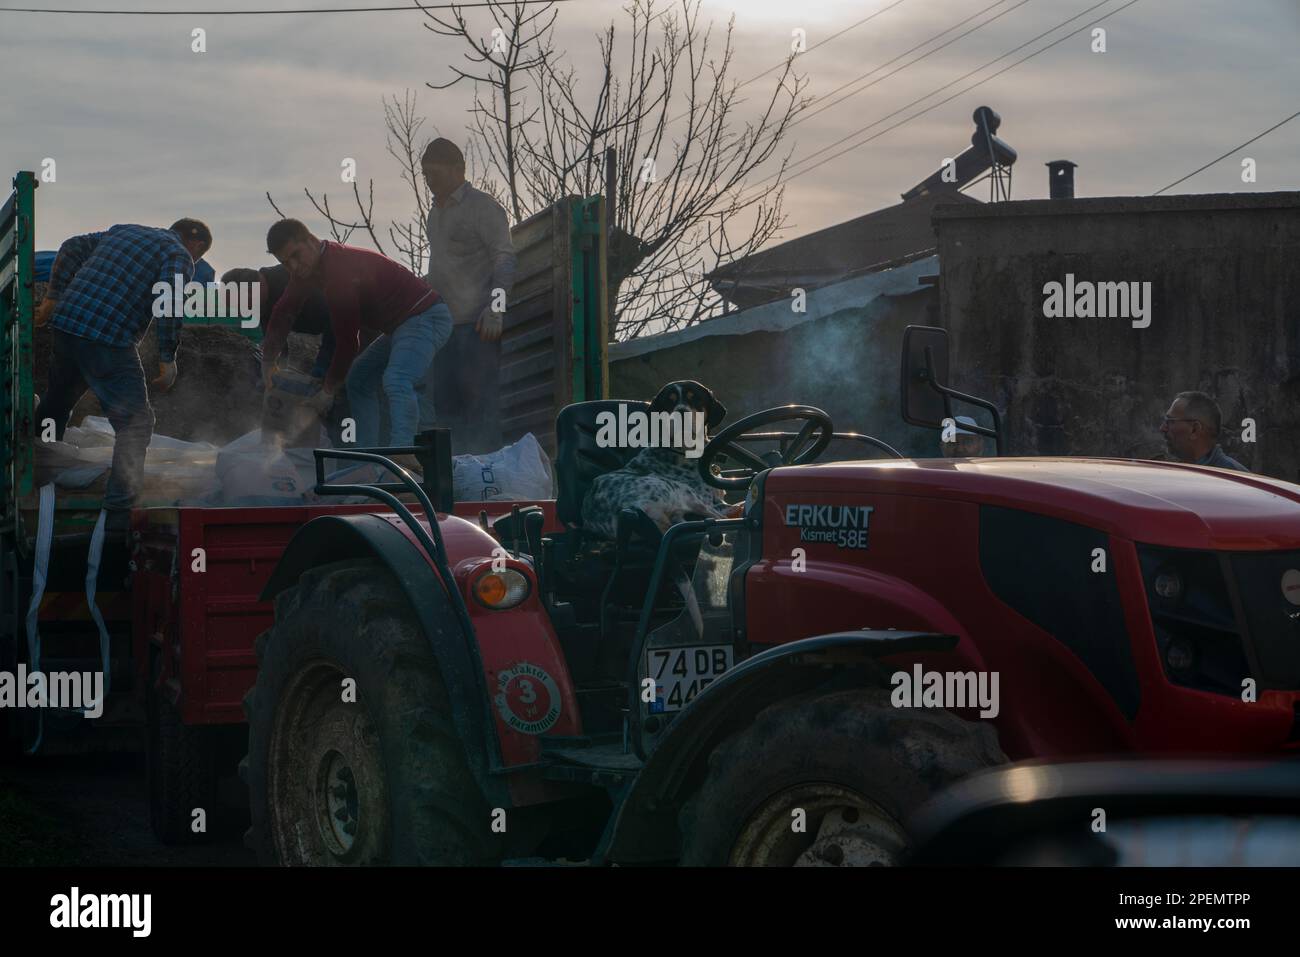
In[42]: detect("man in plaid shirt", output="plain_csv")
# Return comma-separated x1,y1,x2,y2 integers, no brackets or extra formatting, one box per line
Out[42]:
35,219,212,531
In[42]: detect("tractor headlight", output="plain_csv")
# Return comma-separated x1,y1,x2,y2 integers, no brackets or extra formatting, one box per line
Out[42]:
1138,545,1250,696
472,567,531,609
1165,639,1195,673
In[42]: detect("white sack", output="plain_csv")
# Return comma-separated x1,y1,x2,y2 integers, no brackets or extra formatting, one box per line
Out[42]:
452,432,552,503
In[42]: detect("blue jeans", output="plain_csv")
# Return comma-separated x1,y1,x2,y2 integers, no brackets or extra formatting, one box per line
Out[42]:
416,320,502,455
346,301,452,447
37,329,154,513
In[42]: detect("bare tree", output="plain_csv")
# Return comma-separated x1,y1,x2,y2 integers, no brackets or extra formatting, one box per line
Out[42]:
268,90,452,275
432,0,809,338
423,0,557,223
274,0,808,339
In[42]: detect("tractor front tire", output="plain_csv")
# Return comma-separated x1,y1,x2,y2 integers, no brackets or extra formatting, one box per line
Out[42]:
678,687,1006,866
243,558,498,866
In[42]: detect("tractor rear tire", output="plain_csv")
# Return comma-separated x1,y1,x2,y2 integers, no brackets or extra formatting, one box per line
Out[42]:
146,664,220,845
242,558,499,866
678,687,1006,866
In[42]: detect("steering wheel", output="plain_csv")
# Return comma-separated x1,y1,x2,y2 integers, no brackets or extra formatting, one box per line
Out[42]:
698,405,835,490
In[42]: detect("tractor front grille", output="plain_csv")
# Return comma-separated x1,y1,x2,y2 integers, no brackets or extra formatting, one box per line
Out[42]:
1137,545,1251,697
1139,545,1300,695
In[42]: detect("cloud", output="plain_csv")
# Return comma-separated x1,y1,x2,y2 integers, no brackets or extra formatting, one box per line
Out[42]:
1,0,1296,271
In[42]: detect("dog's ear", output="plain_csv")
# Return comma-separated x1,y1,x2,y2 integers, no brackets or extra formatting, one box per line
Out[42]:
704,390,726,429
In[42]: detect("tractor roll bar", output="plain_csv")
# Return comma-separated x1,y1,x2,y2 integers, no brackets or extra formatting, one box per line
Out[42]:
311,437,476,659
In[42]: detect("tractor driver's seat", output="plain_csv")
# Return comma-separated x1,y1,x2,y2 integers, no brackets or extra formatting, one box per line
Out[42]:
546,400,714,692
551,399,707,588
555,399,648,539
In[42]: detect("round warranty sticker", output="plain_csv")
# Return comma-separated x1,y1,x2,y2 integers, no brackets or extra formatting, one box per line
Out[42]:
1282,568,1300,606
494,662,561,735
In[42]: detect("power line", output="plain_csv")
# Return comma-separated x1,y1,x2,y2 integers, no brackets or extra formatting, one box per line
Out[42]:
737,0,914,91
1152,109,1300,195
744,0,1131,197
775,0,1142,192
769,0,1117,187
664,0,915,127
792,0,1028,131
0,0,571,14
660,0,1029,185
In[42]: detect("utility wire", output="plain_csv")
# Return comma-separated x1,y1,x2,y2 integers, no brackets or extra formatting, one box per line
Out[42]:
737,0,914,90
659,0,1028,182
744,0,1133,196
791,0,1028,131
1152,109,1300,194
0,1,572,14
663,0,915,127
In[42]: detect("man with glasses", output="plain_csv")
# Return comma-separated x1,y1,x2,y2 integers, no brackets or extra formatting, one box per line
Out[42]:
1158,391,1249,472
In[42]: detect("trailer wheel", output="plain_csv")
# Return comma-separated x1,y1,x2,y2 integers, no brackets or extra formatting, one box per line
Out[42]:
146,656,219,844
243,558,497,866
678,687,1006,866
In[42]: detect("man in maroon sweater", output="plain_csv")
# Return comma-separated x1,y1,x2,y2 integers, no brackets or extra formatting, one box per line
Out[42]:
261,219,453,449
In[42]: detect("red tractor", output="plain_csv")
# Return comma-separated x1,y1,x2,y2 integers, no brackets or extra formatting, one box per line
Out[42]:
241,326,1300,866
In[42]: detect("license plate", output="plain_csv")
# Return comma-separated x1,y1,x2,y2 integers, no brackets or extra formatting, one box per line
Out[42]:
646,645,734,713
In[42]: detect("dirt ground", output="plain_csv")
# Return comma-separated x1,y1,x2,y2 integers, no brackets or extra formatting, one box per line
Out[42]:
0,754,254,867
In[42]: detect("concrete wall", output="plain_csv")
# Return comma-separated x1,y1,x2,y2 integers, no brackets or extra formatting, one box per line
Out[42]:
933,192,1300,481
608,257,943,460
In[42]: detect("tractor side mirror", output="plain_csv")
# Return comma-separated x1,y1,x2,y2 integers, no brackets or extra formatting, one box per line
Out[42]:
900,325,951,429
899,324,1005,455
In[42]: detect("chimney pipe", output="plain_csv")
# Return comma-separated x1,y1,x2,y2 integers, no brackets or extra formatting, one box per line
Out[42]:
1047,160,1077,199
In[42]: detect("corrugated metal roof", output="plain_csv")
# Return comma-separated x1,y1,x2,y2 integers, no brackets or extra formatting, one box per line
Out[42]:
707,191,980,309
612,253,937,360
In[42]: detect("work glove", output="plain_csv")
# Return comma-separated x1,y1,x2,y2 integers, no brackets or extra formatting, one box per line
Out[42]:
150,361,178,393
475,305,503,343
305,387,335,417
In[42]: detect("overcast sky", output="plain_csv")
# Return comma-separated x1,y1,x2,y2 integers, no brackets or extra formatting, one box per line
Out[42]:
2,0,1297,276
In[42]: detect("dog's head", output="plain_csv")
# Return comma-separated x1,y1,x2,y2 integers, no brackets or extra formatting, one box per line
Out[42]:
649,380,727,432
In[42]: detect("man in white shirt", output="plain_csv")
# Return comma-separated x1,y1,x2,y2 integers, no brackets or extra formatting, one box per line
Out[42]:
419,138,517,454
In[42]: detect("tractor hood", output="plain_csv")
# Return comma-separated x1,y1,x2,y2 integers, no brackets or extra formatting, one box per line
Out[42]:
766,457,1300,551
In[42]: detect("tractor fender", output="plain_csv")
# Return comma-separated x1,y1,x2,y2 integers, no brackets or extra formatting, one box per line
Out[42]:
603,630,958,864
260,513,507,805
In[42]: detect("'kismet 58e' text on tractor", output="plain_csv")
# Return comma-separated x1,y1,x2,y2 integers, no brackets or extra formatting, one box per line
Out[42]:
240,325,1300,866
